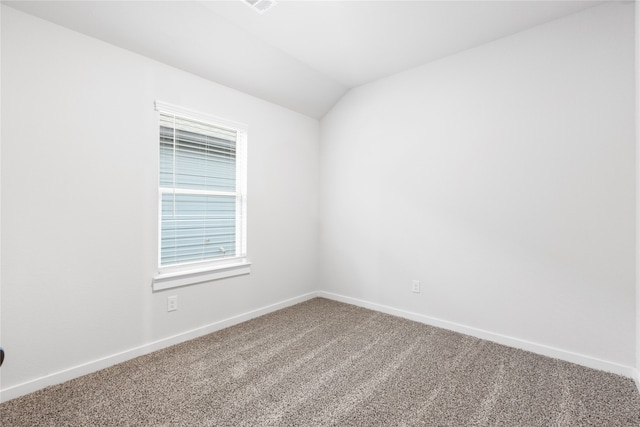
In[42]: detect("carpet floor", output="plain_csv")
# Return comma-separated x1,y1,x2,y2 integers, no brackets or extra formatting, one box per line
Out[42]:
1,297,639,426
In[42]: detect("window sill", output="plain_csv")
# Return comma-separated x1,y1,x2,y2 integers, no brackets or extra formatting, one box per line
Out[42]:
152,261,251,291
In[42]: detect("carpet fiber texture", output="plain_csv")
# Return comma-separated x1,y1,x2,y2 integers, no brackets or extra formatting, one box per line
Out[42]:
2,297,639,426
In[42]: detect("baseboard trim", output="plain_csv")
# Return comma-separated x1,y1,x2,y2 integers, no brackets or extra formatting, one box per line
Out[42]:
2,290,635,403
0,292,319,403
318,291,636,379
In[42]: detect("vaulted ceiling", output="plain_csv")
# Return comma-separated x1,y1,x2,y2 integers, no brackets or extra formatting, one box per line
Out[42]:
4,0,604,118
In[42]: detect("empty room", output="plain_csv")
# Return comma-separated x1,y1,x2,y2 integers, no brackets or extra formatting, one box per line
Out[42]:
1,0,639,425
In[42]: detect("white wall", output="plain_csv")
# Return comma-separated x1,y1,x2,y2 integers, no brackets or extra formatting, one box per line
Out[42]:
320,2,636,370
0,5,319,399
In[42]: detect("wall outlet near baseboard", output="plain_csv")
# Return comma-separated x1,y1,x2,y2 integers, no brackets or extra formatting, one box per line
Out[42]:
411,280,420,293
167,295,178,312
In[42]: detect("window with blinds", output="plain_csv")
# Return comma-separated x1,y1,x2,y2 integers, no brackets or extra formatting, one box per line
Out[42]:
155,102,247,277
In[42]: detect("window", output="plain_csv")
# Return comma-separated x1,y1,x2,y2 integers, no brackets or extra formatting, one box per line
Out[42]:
153,101,249,291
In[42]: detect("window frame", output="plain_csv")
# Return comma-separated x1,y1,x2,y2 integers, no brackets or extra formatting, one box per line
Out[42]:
152,101,250,291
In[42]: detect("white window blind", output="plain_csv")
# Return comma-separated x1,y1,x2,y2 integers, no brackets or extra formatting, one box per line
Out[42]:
155,102,247,277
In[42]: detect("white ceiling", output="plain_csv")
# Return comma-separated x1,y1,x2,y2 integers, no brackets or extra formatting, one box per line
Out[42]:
4,0,605,118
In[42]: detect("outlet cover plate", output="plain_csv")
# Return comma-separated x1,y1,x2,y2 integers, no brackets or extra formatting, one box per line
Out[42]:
167,295,178,312
411,280,420,293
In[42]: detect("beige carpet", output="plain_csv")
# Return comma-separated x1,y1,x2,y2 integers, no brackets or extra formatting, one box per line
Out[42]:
1,298,639,426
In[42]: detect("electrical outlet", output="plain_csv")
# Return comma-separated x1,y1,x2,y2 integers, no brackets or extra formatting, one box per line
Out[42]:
411,280,420,293
167,295,178,312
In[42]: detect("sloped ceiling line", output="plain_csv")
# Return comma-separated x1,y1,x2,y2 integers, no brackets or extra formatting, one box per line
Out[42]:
3,0,603,119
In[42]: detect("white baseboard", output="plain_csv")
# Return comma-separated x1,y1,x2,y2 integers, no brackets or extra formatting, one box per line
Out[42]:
0,292,319,403
2,290,635,403
318,291,636,379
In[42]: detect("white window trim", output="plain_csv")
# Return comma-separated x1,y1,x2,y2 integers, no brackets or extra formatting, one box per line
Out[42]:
152,101,250,291
153,261,251,291
154,101,248,134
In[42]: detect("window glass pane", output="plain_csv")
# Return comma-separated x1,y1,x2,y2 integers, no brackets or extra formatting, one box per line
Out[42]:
159,115,237,192
161,193,236,266
160,128,174,188
174,128,236,192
